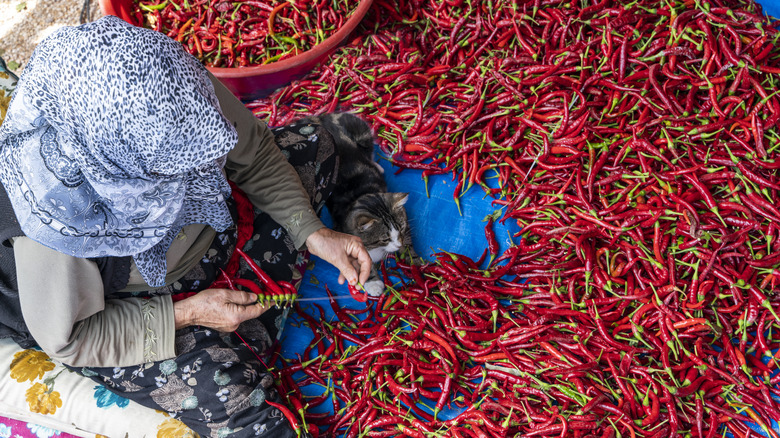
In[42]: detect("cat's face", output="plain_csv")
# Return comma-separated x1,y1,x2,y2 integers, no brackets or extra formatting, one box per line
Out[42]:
343,192,410,263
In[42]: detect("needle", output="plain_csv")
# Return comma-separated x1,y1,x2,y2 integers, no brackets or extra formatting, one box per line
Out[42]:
294,295,357,302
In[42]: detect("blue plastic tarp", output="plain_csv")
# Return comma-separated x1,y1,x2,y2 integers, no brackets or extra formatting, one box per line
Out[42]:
278,148,520,423
759,0,780,18
286,145,520,306
278,147,780,437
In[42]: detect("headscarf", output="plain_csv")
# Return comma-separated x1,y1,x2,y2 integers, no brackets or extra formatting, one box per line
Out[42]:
0,16,238,287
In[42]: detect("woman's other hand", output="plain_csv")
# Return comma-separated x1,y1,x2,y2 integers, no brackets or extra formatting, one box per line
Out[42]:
305,227,372,287
173,289,273,332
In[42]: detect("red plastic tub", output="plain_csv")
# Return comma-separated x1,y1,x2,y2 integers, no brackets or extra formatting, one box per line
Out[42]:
99,0,374,101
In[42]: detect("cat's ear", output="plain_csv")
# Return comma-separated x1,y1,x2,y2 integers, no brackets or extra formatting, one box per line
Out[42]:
392,193,409,210
356,215,378,231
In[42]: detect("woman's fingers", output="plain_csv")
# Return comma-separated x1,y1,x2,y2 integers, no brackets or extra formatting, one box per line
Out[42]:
231,290,261,306
224,290,273,319
347,240,373,286
331,251,359,285
337,259,365,285
174,288,273,332
306,228,372,286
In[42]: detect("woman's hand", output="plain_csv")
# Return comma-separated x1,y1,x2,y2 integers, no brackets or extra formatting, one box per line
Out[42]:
305,227,372,286
173,289,273,332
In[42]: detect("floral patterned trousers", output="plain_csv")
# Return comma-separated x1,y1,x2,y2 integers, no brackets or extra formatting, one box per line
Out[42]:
68,122,337,438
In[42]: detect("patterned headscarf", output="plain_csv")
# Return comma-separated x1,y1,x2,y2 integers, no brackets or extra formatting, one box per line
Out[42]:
0,16,238,287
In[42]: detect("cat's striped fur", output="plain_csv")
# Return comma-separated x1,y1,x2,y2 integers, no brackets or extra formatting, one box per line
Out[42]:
298,113,418,296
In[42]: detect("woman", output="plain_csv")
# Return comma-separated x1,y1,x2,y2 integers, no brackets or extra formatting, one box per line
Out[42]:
0,16,371,437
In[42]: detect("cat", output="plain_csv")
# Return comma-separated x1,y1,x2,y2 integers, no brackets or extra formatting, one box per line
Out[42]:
297,112,419,297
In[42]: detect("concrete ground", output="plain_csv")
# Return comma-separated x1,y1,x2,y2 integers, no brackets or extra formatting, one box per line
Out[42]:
0,0,104,73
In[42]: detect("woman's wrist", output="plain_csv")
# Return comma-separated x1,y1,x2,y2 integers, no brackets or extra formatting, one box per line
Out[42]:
294,218,327,250
173,299,192,329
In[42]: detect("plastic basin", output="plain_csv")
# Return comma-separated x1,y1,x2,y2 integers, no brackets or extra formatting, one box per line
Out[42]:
99,0,374,100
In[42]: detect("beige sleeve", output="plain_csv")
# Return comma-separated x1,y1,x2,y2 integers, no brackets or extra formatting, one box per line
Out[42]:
14,237,176,367
209,73,325,249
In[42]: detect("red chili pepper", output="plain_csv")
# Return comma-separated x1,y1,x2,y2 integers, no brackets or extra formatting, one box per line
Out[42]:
234,248,286,298
134,0,360,67
484,216,499,259
244,2,780,434
348,283,367,302
265,400,302,436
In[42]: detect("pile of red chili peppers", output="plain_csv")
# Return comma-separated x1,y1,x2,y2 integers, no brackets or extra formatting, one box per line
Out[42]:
244,0,780,436
132,0,360,67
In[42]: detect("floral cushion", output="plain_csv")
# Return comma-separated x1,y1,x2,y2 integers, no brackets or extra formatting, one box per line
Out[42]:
0,338,197,437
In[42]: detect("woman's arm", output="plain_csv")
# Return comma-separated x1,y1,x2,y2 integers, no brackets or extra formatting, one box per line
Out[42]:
15,237,177,367
209,75,372,285
210,73,325,249
15,235,275,368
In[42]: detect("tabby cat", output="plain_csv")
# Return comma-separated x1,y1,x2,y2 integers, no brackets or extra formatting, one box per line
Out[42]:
298,112,419,296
